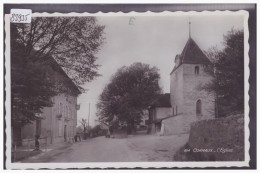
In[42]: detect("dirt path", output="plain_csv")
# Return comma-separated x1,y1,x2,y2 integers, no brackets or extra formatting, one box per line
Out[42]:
126,134,189,161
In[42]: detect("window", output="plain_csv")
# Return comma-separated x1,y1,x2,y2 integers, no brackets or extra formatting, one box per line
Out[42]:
195,66,199,75
68,126,70,137
71,126,73,137
196,100,202,116
176,105,178,115
60,103,63,114
58,103,61,114
66,106,68,117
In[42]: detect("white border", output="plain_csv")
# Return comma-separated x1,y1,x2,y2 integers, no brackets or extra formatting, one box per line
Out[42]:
4,10,250,169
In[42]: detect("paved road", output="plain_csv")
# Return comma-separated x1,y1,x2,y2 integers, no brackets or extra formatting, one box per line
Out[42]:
23,134,189,162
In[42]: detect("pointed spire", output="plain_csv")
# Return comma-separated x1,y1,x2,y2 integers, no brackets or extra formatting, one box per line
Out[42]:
189,18,191,38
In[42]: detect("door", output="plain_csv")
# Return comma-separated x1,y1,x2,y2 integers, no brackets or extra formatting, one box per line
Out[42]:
196,100,202,116
64,125,67,142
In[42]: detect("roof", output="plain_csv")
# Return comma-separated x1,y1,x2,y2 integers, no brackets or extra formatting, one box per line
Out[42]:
49,58,82,95
151,113,183,124
150,93,171,108
35,53,82,96
153,115,174,123
170,38,211,74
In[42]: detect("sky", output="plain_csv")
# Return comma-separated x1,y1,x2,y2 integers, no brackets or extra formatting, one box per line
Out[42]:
77,13,244,127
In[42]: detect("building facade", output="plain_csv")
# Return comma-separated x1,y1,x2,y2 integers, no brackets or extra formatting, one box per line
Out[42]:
21,94,79,144
20,57,81,145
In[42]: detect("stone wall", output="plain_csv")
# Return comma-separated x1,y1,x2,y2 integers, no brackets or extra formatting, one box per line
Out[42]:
183,64,215,120
173,114,244,161
161,115,188,135
167,64,215,136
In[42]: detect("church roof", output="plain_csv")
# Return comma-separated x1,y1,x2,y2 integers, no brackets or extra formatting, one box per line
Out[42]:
181,38,211,64
170,38,211,74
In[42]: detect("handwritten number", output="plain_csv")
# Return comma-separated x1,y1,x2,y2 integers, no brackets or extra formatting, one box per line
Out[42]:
11,13,30,22
25,14,29,21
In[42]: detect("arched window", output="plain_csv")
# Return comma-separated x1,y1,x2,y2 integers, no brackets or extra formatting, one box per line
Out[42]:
196,100,202,116
61,103,63,114
195,66,199,75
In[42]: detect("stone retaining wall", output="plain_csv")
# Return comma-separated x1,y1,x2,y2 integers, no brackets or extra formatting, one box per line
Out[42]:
173,114,244,161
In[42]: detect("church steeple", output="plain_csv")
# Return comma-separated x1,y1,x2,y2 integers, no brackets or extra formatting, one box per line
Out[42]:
170,20,212,75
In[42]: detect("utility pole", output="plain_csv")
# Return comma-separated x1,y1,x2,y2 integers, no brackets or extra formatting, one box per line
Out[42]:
189,17,191,38
88,103,90,130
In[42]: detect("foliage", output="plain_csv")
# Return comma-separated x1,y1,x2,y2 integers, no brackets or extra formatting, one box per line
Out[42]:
79,118,89,139
12,17,105,87
96,62,161,133
11,56,57,126
79,118,88,132
11,17,105,126
89,125,107,137
204,29,244,116
76,126,84,133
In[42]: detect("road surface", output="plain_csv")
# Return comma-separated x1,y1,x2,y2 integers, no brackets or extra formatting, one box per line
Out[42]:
22,134,189,162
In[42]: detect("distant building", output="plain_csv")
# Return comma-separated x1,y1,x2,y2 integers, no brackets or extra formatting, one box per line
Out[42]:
20,57,81,145
148,93,172,134
138,110,149,128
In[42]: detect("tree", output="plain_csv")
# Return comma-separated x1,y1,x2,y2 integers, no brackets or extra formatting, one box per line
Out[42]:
11,17,105,87
76,126,84,134
11,17,105,128
79,118,88,139
204,29,244,117
96,62,161,134
90,125,106,137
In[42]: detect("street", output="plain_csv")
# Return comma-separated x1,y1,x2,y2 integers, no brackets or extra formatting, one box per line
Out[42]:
22,134,189,162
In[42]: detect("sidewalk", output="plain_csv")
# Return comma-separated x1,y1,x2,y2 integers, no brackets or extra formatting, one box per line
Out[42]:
15,141,75,163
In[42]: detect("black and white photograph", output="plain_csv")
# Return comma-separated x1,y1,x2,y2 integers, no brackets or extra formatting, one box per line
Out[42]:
3,4,256,169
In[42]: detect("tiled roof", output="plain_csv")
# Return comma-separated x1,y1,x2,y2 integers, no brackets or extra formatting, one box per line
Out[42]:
36,53,82,95
48,57,82,95
170,38,211,74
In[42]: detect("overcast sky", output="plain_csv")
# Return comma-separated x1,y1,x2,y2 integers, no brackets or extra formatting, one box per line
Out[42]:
77,14,244,127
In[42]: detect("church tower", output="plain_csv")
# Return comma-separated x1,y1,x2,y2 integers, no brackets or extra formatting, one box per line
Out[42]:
169,28,215,134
